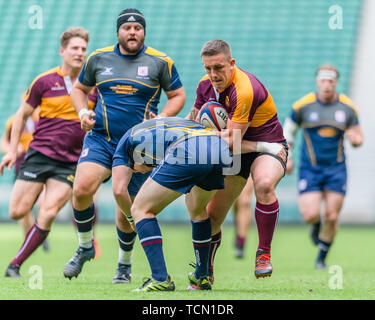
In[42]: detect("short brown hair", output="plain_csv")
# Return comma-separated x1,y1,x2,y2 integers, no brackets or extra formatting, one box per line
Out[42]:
60,27,90,48
201,40,232,61
316,64,339,79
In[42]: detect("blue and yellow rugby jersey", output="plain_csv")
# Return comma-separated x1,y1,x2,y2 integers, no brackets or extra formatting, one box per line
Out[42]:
113,117,221,168
79,44,183,144
290,92,359,166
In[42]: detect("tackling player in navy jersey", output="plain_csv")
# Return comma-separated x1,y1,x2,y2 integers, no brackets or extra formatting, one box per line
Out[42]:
112,117,286,291
284,64,363,269
112,117,232,291
63,8,185,282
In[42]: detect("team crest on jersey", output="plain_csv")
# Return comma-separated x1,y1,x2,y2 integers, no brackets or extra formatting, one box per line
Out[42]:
334,110,346,123
137,66,149,76
309,112,319,121
225,96,230,107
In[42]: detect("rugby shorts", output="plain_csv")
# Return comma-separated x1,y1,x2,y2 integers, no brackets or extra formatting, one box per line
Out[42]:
17,148,77,187
79,131,149,196
298,161,347,195
150,135,232,194
235,141,288,180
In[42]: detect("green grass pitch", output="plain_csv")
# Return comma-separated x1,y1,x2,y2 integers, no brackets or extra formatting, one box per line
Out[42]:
0,222,374,300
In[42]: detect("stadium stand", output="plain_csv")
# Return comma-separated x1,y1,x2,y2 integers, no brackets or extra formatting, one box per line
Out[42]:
0,0,363,222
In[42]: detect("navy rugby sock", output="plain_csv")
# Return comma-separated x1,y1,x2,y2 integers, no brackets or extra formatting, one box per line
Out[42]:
191,218,212,279
73,203,95,249
317,239,332,262
136,218,168,282
116,226,136,266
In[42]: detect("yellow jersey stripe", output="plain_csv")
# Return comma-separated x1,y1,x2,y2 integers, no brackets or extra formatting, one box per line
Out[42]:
97,90,111,142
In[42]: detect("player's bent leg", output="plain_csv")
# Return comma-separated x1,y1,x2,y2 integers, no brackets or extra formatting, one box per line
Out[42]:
37,178,72,230
9,180,44,221
131,178,181,291
298,192,323,224
113,203,137,284
233,178,253,258
298,191,323,246
19,212,35,235
250,155,284,279
73,162,111,210
64,162,110,280
205,175,247,284
5,181,44,277
206,175,247,235
185,186,217,290
6,179,71,277
315,191,344,269
321,190,344,242
131,178,182,222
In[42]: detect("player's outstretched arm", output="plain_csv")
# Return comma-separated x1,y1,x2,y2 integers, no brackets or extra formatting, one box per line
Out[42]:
112,165,135,230
0,101,33,175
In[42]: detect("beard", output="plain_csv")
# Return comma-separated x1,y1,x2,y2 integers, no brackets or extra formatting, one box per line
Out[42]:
118,37,144,54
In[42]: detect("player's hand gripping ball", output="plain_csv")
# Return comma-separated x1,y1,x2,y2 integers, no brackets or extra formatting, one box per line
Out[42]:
198,101,228,131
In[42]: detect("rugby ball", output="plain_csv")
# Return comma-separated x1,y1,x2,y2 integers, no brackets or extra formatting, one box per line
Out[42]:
199,101,228,131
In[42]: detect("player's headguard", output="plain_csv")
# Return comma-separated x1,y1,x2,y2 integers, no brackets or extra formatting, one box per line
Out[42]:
117,8,146,34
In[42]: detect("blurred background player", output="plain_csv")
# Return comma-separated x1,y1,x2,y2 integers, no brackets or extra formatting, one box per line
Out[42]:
188,40,287,282
232,176,253,259
1,97,49,252
63,8,185,283
0,27,96,277
284,64,363,269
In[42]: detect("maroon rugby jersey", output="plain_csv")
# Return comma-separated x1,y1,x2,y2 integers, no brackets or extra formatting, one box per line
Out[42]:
194,66,284,142
24,66,97,162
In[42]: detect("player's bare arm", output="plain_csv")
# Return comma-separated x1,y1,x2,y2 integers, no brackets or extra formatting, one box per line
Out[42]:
345,124,363,147
283,116,299,174
285,143,294,174
185,106,200,121
151,86,186,118
220,118,249,151
0,101,34,175
112,165,135,230
71,81,96,132
220,119,286,162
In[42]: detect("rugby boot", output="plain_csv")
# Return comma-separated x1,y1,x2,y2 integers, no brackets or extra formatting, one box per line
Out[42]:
132,275,175,292
254,249,272,279
112,263,131,284
5,264,21,278
187,272,212,290
63,243,95,279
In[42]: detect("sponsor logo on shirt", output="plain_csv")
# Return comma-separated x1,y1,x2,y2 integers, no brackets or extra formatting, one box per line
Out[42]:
51,82,66,91
101,67,114,76
110,84,138,94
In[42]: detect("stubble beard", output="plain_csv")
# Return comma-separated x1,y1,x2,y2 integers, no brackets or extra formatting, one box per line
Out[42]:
118,37,144,55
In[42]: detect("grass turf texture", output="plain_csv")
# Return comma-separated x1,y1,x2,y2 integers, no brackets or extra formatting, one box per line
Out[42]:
0,222,374,300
